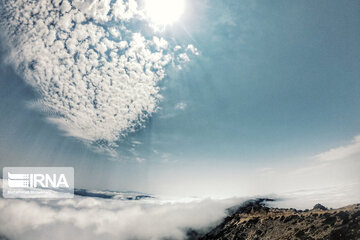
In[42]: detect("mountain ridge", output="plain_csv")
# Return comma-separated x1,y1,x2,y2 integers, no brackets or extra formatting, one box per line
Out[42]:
188,199,360,240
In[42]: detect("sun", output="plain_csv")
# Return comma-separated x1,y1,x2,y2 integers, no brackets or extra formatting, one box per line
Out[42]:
145,0,185,25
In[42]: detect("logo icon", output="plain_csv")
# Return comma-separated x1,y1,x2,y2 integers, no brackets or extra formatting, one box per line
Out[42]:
7,173,30,188
3,167,74,198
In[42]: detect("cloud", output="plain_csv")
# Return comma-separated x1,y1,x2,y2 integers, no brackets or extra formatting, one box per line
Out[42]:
313,135,360,162
177,53,190,63
0,0,196,151
175,102,187,111
0,192,242,240
268,183,360,210
247,135,360,207
285,135,360,187
135,157,145,163
186,44,200,56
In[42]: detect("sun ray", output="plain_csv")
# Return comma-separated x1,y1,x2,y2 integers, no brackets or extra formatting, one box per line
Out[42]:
145,0,185,25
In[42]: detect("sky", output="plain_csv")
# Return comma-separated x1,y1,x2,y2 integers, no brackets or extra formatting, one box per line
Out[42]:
0,0,359,201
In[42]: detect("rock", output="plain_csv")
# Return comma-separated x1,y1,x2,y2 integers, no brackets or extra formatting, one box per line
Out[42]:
196,201,360,240
313,203,327,210
323,216,337,225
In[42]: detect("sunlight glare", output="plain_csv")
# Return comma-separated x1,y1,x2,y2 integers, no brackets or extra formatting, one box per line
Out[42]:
145,0,185,25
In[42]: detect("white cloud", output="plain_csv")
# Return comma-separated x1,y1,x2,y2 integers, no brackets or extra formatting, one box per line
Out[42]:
177,53,190,63
174,45,182,51
135,157,145,163
239,135,360,209
313,135,360,162
0,0,196,152
175,102,187,110
284,135,360,190
0,194,242,240
268,183,360,210
152,36,169,50
186,44,200,55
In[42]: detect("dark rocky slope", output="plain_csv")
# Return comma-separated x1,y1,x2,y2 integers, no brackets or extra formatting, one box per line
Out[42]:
194,199,360,240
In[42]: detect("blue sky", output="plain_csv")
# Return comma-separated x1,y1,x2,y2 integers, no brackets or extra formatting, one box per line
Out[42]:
0,0,359,197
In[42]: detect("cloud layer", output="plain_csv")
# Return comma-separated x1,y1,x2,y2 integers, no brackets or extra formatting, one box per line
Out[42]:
0,191,241,240
0,0,196,149
0,182,358,240
314,135,360,162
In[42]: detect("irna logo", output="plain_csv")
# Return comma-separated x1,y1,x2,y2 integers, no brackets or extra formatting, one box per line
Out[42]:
3,167,74,198
7,172,69,188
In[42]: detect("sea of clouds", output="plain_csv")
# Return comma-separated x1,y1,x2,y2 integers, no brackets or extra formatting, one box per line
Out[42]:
0,0,198,154
0,187,244,240
1,182,359,240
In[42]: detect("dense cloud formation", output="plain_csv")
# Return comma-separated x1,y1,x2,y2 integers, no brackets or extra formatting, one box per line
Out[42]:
0,0,197,149
1,183,359,240
0,190,241,240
